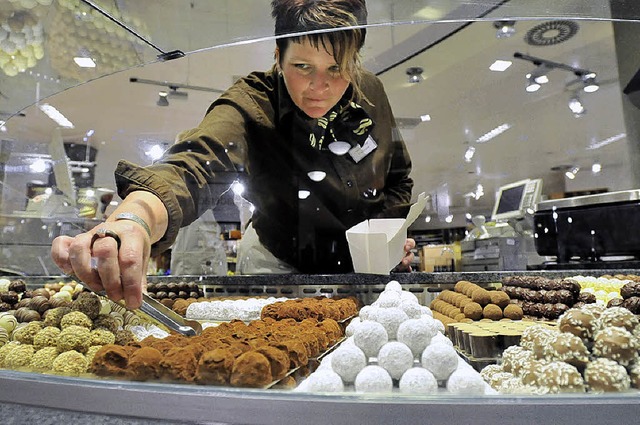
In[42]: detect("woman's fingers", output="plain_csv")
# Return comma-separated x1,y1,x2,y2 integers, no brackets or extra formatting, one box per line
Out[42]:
67,231,103,292
51,235,75,275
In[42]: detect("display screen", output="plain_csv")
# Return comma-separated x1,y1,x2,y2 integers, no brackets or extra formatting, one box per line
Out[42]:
495,184,526,215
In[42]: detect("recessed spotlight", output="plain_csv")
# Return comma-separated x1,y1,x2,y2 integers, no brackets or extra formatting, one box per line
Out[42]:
73,57,96,68
489,60,512,72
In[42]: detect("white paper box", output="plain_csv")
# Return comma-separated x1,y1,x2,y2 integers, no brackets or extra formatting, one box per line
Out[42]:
346,192,428,274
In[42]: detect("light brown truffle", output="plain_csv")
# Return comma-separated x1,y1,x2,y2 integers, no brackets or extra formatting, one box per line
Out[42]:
161,347,198,382
463,302,483,320
230,351,273,388
91,344,130,377
57,325,91,353
503,304,524,320
33,326,61,350
128,346,163,381
584,358,631,393
482,304,503,320
52,350,88,376
489,291,511,309
60,311,92,330
195,348,235,385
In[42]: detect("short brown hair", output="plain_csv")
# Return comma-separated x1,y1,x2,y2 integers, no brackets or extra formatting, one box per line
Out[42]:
272,0,368,102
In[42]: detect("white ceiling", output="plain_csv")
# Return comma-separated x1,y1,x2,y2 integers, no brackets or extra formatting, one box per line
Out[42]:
1,0,638,230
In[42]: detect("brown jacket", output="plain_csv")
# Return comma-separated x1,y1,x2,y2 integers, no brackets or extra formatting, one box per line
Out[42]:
115,67,413,273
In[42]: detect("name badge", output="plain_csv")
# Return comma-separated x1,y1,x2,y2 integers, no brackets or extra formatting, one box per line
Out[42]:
348,135,377,163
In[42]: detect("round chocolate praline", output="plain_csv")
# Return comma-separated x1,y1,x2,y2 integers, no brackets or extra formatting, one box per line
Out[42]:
8,280,26,293
0,302,11,312
146,283,157,293
0,291,19,305
156,283,169,293
166,283,177,292
543,290,559,304
189,291,199,299
29,296,51,315
578,292,597,304
32,288,51,299
620,282,640,299
621,297,640,314
177,282,188,292
167,292,178,300
155,291,167,300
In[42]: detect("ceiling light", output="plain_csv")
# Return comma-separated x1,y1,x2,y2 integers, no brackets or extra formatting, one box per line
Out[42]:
489,60,512,72
39,104,74,128
232,181,245,196
29,158,48,173
592,162,602,174
73,57,96,68
157,91,169,106
475,123,511,143
525,75,541,92
465,213,473,220
582,73,599,93
464,146,475,163
0,120,6,132
420,114,431,122
424,215,431,223
493,20,516,39
445,214,454,223
568,95,586,117
565,166,580,179
406,66,424,84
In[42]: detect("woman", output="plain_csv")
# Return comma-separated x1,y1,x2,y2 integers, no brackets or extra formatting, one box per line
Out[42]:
51,0,415,309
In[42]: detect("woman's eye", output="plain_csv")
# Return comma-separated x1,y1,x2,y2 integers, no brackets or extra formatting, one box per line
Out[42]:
294,63,310,71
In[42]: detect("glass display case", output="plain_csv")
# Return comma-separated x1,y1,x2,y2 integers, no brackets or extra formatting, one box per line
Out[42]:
1,1,640,424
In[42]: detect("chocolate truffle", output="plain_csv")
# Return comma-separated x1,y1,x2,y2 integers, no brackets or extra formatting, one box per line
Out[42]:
91,344,130,376
90,328,116,346
71,293,101,320
8,280,26,293
537,361,585,393
489,291,511,309
483,304,503,320
92,314,119,333
195,348,235,385
547,332,589,367
503,304,524,320
60,311,93,330
463,302,483,320
230,351,272,388
592,326,640,366
52,350,88,375
0,291,19,305
4,343,35,368
557,308,597,342
584,358,631,393
621,297,640,314
128,346,163,381
114,329,135,346
12,321,43,344
57,325,91,353
33,326,61,350
599,306,639,333
254,346,290,381
161,347,198,382
29,346,60,370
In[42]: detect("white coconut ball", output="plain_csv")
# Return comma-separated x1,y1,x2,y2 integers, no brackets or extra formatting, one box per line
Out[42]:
375,307,409,340
400,299,423,319
399,367,438,394
397,318,438,357
305,370,345,392
385,280,403,293
345,317,362,337
354,365,393,393
376,290,401,308
446,369,486,395
331,344,367,383
358,305,378,321
421,306,433,317
434,319,445,334
400,290,419,305
421,342,459,381
377,341,415,380
353,320,388,359
430,332,453,347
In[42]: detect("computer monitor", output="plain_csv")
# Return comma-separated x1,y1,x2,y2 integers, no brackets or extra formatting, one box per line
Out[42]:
491,178,543,222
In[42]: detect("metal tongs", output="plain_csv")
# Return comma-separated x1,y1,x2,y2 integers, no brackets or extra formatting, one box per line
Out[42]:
68,273,202,336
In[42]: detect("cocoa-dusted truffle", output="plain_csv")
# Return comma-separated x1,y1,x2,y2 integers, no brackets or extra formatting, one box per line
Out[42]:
195,348,235,385
128,346,163,381
503,304,524,320
71,293,101,320
463,302,483,320
33,326,61,350
471,288,491,306
254,346,290,381
60,311,93,329
482,304,503,320
85,345,103,364
489,291,510,309
57,325,91,353
161,347,198,382
52,350,88,376
584,358,630,392
230,351,273,388
91,344,130,376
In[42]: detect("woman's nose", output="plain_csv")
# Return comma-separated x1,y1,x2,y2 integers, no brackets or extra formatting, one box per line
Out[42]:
310,71,329,90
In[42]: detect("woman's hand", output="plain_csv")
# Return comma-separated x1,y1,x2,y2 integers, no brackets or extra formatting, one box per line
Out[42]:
395,238,416,272
51,220,151,309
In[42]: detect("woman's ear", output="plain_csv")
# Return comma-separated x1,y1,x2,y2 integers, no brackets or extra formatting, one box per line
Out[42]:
274,47,281,72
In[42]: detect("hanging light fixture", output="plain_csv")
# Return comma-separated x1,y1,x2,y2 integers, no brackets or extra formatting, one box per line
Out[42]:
406,66,424,83
157,90,169,106
568,94,586,117
581,72,600,93
493,20,516,39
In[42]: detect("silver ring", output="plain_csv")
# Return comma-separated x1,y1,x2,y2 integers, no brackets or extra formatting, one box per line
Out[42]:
91,228,122,250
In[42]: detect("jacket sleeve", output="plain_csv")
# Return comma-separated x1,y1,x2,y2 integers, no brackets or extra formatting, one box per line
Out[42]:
114,85,259,255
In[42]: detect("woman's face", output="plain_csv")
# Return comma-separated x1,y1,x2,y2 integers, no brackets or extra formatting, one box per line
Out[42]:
278,39,351,119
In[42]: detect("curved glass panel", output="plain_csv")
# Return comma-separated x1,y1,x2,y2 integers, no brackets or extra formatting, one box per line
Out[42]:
2,0,640,276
